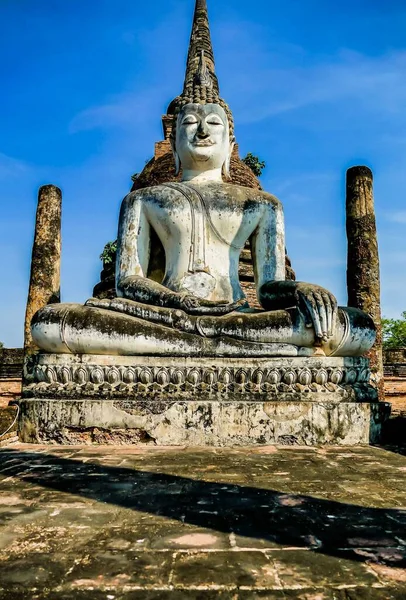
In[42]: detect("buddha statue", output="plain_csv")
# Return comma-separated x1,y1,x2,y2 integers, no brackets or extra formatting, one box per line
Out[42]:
31,76,375,359
21,0,384,451
29,0,377,361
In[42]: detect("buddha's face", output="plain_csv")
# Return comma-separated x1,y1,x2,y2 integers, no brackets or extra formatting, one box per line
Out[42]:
174,104,233,173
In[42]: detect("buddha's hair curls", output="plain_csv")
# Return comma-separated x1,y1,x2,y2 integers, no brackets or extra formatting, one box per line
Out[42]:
170,96,234,144
169,52,234,143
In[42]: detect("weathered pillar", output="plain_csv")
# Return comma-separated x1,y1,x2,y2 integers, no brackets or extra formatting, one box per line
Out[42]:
24,185,62,354
346,166,384,399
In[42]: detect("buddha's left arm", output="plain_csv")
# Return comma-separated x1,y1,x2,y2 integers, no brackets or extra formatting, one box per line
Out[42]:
254,198,338,340
251,197,286,302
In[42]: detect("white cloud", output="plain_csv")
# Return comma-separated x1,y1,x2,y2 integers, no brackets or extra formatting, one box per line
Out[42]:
385,211,406,224
216,21,406,125
69,86,171,133
0,153,30,179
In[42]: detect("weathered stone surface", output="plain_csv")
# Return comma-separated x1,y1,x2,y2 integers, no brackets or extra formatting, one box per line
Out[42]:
21,399,387,446
18,396,389,446
24,354,377,402
24,185,61,354
0,348,23,378
0,444,405,596
346,167,384,399
20,354,388,446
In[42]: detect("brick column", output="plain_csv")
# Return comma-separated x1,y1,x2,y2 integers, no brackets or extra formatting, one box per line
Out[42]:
346,166,384,399
24,185,62,354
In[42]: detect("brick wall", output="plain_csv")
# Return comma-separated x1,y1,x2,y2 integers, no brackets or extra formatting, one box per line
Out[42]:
0,348,23,379
383,348,406,416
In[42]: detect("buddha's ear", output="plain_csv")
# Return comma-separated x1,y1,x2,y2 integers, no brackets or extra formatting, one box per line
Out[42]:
223,138,235,179
170,138,181,176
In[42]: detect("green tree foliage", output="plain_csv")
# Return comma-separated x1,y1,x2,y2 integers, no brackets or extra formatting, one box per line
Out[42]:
100,241,117,266
382,311,406,348
242,153,266,177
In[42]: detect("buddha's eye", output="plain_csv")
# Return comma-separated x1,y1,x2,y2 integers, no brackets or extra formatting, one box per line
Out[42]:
182,118,198,125
206,115,224,126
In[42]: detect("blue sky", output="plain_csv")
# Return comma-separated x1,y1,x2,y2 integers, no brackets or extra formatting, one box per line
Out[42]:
1,0,405,347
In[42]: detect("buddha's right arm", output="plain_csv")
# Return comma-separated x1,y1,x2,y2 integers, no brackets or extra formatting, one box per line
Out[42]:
117,275,187,309
115,192,185,309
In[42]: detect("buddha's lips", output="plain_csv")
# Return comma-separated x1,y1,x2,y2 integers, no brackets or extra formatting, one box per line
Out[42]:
193,141,215,147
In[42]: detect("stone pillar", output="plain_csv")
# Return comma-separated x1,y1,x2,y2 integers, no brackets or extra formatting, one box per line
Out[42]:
346,166,384,399
24,185,62,354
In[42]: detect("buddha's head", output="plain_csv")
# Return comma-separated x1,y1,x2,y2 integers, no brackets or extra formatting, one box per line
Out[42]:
171,103,235,178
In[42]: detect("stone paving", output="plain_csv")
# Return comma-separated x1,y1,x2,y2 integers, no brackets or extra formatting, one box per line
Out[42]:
0,444,405,599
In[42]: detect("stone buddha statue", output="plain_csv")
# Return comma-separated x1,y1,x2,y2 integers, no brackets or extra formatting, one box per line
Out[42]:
31,51,375,359
22,0,384,450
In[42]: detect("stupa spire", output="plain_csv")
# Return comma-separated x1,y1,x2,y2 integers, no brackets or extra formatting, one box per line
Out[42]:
182,0,219,98
163,0,234,141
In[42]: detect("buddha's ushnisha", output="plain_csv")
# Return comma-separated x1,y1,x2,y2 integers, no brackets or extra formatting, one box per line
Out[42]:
32,0,375,358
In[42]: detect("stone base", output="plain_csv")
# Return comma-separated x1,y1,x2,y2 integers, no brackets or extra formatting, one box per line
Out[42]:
24,354,377,402
18,398,390,446
20,354,389,446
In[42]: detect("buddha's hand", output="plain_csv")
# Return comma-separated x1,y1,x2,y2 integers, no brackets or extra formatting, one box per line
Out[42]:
179,295,247,315
295,283,338,342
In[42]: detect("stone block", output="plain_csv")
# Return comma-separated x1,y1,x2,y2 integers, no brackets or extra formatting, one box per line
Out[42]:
18,397,389,447
20,354,389,446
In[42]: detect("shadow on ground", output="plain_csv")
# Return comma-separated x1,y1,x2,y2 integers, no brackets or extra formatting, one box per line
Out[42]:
1,448,405,570
381,416,406,456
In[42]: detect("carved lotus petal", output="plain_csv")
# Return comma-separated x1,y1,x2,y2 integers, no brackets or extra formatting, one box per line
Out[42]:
75,367,88,385
283,370,297,385
235,369,248,385
91,367,104,385
35,365,47,382
156,369,170,386
106,367,120,385
358,368,370,383
172,370,185,385
123,368,136,384
252,369,264,385
330,369,343,385
140,368,153,385
345,369,357,384
298,368,312,386
204,369,217,385
59,366,72,384
187,369,200,385
315,369,328,386
267,369,281,385
45,367,57,384
219,369,232,385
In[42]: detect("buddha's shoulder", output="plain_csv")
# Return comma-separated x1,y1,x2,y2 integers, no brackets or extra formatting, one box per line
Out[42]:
123,183,281,207
122,185,175,204
215,183,281,207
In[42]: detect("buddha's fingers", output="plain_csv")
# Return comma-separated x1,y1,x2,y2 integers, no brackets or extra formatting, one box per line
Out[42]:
331,296,338,337
314,293,328,341
303,295,323,340
321,292,333,338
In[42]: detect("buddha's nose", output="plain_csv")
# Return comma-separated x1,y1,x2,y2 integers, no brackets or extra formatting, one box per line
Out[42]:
196,121,210,138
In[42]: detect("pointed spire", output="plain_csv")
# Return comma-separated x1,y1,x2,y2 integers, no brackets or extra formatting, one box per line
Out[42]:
183,0,219,98
164,0,234,141
194,50,213,88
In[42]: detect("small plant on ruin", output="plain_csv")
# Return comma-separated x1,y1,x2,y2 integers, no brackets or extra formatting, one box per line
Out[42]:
242,153,266,177
100,241,117,266
382,311,406,348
